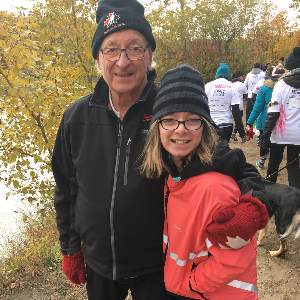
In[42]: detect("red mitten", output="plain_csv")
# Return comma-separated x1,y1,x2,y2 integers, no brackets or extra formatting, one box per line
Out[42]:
246,126,255,141
62,249,87,284
206,194,269,249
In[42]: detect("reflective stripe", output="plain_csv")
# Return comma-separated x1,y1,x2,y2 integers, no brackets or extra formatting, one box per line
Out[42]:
205,238,212,249
169,250,208,267
164,234,209,266
227,280,258,294
163,234,168,245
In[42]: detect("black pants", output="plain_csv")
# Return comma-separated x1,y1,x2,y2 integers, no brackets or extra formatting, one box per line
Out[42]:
267,143,300,189
246,97,256,123
218,125,233,142
233,111,243,134
86,265,173,300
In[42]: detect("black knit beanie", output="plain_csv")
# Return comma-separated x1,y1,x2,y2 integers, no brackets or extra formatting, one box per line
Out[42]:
150,64,212,126
284,47,300,70
91,0,156,59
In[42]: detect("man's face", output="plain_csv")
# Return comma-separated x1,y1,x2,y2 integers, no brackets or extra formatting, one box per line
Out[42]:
97,29,153,97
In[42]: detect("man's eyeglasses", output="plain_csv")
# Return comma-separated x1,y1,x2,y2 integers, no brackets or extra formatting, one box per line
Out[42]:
158,118,205,130
99,44,150,61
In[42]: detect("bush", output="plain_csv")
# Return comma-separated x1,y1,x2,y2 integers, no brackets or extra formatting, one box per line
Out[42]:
0,207,61,287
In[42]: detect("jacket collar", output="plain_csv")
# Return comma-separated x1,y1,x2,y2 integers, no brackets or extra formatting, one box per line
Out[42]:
232,78,242,83
89,68,157,108
164,139,246,183
283,68,300,88
251,68,262,75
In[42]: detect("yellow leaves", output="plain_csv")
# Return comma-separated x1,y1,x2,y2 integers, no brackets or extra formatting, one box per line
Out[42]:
6,192,11,200
37,92,45,101
13,180,19,189
0,0,97,205
24,110,30,118
44,61,53,69
20,78,29,86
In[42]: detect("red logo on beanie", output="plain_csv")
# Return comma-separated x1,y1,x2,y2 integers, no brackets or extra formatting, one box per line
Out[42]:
104,12,120,27
143,114,152,122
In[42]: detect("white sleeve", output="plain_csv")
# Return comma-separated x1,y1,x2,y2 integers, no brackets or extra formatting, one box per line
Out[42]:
241,83,248,95
244,74,249,89
268,81,283,113
252,79,263,95
231,85,240,106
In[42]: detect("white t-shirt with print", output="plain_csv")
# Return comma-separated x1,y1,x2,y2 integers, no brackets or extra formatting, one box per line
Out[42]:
205,78,240,126
244,71,265,98
252,78,265,95
268,80,300,145
233,81,248,111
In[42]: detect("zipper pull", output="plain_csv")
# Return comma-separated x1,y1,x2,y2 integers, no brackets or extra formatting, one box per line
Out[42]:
126,138,132,154
117,123,123,148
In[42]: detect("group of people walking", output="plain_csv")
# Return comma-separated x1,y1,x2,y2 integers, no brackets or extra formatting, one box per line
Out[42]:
50,0,299,299
224,52,300,191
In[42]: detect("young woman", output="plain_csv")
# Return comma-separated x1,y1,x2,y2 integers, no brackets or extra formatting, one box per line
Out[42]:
141,64,268,300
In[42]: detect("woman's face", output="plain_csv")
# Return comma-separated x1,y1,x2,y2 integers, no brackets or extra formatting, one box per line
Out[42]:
159,112,204,170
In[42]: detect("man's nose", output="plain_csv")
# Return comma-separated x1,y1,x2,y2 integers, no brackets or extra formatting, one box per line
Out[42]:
116,50,130,67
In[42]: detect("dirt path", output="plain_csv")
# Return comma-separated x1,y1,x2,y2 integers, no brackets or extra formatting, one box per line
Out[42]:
1,133,299,300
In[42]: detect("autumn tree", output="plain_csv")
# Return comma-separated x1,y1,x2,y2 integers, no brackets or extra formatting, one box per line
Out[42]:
146,0,277,83
0,0,98,213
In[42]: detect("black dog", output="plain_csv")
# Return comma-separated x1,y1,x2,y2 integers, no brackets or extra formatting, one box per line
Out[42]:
257,178,300,256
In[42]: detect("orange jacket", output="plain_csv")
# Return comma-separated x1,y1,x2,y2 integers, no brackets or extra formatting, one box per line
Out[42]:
163,171,258,300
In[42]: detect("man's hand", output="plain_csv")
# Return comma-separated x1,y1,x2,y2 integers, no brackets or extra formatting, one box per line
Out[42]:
62,249,87,284
206,194,269,249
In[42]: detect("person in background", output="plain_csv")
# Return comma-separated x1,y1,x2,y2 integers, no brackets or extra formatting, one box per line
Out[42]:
51,1,270,299
249,65,275,145
205,63,246,143
244,61,265,122
261,47,300,189
262,62,271,72
246,65,286,169
231,70,248,141
252,65,274,100
141,64,268,300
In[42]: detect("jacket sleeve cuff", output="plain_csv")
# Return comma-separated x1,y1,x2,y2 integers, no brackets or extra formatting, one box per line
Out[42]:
61,244,82,256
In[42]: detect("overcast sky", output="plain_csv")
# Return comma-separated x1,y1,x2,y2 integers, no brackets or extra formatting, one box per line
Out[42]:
0,0,296,15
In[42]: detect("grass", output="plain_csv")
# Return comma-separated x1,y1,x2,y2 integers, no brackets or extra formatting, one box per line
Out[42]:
0,207,62,289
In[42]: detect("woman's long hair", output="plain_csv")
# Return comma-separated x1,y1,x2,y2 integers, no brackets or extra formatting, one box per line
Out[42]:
140,118,219,179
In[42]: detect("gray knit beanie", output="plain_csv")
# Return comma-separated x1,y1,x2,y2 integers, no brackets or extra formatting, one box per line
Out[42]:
91,0,156,59
151,64,212,126
284,47,300,70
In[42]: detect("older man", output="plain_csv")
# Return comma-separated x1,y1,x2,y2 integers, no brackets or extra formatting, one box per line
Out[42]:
52,1,269,299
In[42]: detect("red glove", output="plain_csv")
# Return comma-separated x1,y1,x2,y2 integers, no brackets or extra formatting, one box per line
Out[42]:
206,194,269,249
62,249,87,284
246,126,255,141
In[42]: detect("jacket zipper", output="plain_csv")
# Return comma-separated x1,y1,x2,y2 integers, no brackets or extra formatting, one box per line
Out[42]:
124,138,132,186
110,121,123,280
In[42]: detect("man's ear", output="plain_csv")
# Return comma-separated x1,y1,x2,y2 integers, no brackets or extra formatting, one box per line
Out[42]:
147,49,153,69
97,52,102,71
